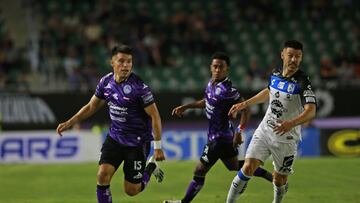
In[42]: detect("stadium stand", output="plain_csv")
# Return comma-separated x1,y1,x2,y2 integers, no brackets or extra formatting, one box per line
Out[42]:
0,0,359,92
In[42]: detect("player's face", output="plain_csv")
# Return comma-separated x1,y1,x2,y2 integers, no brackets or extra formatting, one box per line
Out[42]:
111,52,133,81
281,47,303,75
210,59,228,82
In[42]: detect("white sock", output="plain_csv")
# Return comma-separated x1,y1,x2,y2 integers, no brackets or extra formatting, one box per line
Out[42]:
226,169,251,203
272,182,288,203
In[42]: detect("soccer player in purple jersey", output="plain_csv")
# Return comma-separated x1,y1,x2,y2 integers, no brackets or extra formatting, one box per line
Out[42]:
163,52,272,203
56,44,165,203
226,40,317,203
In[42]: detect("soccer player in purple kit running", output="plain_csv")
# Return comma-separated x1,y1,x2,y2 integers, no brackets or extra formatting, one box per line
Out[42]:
163,52,272,203
56,44,165,203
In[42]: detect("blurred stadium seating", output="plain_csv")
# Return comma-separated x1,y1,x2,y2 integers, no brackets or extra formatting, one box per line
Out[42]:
0,0,359,93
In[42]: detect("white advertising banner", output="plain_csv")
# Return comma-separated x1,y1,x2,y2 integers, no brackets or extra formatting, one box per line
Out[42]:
0,130,102,164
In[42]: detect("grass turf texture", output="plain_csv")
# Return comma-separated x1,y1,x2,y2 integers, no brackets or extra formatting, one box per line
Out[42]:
0,157,359,203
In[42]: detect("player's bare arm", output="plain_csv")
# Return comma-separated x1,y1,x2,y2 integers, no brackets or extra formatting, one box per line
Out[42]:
228,88,269,116
232,97,251,148
56,95,105,136
145,103,166,161
171,99,205,117
274,103,316,135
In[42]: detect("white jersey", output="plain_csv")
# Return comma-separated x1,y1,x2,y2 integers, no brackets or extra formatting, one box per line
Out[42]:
257,69,317,143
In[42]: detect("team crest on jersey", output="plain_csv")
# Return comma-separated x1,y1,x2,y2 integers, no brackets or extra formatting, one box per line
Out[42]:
123,85,132,94
215,87,222,95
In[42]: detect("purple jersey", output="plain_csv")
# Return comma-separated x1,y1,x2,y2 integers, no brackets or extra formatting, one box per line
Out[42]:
95,72,154,146
205,78,241,142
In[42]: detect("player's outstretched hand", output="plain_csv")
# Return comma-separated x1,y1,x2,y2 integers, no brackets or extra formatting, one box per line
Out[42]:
228,101,248,116
273,120,294,136
232,132,243,148
56,121,72,137
171,105,186,117
154,149,166,161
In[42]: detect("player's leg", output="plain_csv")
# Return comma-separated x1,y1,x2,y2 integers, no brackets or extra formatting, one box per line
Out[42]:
123,143,151,196
164,142,218,203
97,136,123,203
226,134,270,203
182,141,221,203
222,156,272,182
272,172,289,203
180,161,211,203
122,142,164,195
97,164,116,203
226,158,262,203
270,141,297,203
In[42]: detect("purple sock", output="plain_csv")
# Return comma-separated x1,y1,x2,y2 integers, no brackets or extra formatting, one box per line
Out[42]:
96,185,112,203
182,176,205,203
253,167,273,182
141,171,151,191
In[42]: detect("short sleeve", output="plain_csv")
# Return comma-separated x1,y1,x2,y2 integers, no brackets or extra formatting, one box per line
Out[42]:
94,77,106,99
299,76,317,105
139,83,155,107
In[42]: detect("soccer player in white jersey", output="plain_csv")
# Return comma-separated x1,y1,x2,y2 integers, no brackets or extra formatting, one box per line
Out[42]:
226,40,317,203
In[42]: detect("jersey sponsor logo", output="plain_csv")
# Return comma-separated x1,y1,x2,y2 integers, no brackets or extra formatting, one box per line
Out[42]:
143,84,148,89
287,84,295,93
112,93,118,100
279,155,294,173
123,85,132,94
271,79,276,86
305,97,316,103
270,100,285,118
303,90,315,97
141,92,154,104
277,81,285,89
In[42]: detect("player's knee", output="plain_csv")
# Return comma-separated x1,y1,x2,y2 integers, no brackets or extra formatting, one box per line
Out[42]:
273,173,287,186
124,185,140,196
194,162,209,176
97,170,112,184
242,162,257,176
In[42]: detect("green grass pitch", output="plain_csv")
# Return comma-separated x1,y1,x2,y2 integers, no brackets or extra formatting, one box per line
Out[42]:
0,157,359,203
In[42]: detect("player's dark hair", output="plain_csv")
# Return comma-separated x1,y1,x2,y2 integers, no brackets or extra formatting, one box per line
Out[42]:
111,44,133,57
284,40,303,51
211,52,230,66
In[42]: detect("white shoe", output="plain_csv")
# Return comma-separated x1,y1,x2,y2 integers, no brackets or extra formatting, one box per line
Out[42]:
148,156,164,183
163,200,182,203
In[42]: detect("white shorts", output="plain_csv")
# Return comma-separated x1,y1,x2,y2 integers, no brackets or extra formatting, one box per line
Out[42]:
245,130,298,175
